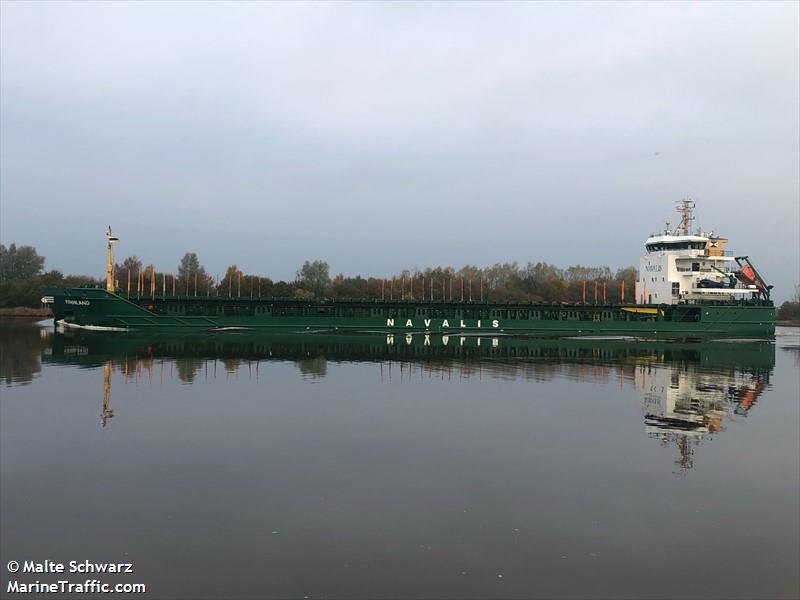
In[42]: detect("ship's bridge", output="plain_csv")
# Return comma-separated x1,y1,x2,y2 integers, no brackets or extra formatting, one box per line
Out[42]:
645,235,710,254
644,234,736,267
644,233,735,263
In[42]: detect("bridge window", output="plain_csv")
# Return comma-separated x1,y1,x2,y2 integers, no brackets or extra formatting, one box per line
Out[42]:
647,241,706,252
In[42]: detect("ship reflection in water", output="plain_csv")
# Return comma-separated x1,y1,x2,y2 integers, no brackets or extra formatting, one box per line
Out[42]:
27,327,774,473
2,319,797,599
639,353,769,472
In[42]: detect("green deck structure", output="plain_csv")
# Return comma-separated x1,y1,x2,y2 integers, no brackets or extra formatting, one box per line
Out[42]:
44,286,775,339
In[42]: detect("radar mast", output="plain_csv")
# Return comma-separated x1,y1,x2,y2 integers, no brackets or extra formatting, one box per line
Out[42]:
675,198,696,235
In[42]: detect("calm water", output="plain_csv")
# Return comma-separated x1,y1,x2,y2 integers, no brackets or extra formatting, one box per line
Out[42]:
1,319,798,599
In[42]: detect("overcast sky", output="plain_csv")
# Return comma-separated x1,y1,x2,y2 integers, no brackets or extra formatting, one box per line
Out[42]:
1,1,798,299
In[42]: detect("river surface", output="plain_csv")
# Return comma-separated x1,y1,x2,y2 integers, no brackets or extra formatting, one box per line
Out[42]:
1,319,798,599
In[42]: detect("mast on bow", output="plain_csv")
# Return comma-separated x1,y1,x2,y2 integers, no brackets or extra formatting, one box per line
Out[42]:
105,226,119,292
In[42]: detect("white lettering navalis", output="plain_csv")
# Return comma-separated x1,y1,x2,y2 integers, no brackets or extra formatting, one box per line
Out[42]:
387,319,501,329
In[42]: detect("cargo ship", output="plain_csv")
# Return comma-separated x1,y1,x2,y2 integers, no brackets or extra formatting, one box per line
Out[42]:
43,201,775,338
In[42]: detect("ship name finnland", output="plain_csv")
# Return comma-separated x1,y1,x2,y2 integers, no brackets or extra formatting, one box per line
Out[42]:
65,299,90,306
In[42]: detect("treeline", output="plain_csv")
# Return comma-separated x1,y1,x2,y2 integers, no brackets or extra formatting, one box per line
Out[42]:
777,286,800,321
1,243,640,307
0,244,100,308
325,262,639,304
111,256,640,304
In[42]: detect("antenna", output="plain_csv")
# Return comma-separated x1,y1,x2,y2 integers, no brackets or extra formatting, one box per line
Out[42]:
675,197,696,235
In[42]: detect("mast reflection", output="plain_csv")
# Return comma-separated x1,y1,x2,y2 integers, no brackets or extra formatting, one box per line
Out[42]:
100,361,114,427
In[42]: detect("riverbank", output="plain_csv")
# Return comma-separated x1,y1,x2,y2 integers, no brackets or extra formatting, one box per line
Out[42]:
0,307,52,317
777,320,800,327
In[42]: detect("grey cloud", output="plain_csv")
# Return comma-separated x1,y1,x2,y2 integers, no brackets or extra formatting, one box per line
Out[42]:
1,2,797,299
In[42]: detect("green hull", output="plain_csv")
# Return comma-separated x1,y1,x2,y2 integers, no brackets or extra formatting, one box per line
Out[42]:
45,287,776,339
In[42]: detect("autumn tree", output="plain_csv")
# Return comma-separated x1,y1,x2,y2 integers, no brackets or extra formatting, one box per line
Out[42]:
0,243,100,307
0,244,45,281
177,252,210,295
331,274,371,298
115,256,143,291
777,284,800,321
220,265,244,297
296,260,331,298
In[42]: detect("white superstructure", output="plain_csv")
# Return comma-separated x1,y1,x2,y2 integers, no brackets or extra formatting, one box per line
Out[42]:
635,199,761,304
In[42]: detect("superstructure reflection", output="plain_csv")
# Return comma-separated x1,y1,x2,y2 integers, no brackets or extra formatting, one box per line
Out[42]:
639,352,769,471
